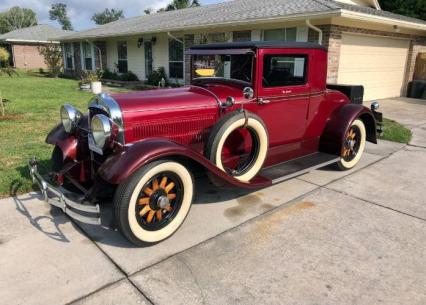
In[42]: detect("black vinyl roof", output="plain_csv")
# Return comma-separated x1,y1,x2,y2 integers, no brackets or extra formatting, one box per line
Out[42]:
190,41,327,51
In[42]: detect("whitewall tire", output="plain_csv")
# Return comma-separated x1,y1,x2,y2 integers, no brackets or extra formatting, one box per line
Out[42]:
336,119,366,171
114,160,194,246
206,111,268,182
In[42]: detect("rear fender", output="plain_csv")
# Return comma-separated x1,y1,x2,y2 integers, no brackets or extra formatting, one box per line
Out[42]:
320,104,377,155
46,123,78,161
98,138,270,189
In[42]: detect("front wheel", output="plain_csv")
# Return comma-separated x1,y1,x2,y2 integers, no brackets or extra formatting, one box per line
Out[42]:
114,160,194,246
336,119,366,171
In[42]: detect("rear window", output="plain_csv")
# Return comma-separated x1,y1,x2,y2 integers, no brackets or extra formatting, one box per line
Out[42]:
263,55,307,87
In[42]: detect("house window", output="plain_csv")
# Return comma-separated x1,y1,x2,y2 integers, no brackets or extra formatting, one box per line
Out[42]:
169,38,183,79
263,28,297,42
233,31,251,42
144,41,153,78
117,41,128,73
208,32,227,43
82,42,93,70
263,55,307,87
64,43,73,69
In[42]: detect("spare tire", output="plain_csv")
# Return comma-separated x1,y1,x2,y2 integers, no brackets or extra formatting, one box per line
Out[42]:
205,111,268,182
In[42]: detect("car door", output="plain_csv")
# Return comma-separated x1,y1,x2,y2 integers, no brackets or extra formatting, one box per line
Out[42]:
250,49,310,149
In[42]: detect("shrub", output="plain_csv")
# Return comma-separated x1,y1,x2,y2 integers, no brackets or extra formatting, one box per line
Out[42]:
0,47,9,67
147,67,168,86
38,43,62,77
102,69,120,80
120,71,139,81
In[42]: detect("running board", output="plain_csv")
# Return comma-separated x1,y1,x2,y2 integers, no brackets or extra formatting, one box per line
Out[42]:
259,153,340,184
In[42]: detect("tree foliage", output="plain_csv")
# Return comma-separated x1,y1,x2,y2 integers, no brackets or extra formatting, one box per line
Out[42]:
92,8,124,25
49,3,73,30
380,0,426,21
38,43,62,77
157,0,200,12
0,7,37,34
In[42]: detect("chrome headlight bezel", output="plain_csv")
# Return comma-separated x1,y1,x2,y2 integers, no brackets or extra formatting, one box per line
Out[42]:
60,104,82,133
91,114,112,149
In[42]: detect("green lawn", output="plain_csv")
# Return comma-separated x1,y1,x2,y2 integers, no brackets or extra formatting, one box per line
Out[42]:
0,71,94,197
378,118,412,144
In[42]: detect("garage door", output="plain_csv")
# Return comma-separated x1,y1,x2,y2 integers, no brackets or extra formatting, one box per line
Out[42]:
338,34,410,101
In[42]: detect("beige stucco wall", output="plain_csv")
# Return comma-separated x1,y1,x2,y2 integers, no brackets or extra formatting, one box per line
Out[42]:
99,26,309,81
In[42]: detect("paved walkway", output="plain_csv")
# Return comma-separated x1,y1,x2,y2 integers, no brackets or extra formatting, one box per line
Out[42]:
0,98,425,305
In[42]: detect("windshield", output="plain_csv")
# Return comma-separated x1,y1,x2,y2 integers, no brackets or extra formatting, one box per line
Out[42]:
191,54,253,84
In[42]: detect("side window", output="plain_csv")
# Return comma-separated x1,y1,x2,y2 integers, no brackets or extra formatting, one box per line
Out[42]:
263,55,307,88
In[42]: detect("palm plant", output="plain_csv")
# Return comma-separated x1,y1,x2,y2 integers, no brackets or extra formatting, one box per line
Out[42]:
165,0,200,11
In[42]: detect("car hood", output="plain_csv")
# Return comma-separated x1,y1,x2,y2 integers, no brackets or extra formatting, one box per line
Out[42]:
111,86,219,114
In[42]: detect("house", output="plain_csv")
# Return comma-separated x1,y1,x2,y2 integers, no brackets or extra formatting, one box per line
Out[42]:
0,24,73,69
58,0,426,100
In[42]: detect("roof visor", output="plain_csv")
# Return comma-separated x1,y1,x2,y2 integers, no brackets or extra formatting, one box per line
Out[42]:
186,48,254,55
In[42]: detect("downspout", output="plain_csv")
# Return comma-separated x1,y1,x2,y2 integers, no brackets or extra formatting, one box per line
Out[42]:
167,32,183,44
306,20,322,45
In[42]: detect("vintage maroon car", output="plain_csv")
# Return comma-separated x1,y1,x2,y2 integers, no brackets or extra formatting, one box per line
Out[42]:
29,41,382,246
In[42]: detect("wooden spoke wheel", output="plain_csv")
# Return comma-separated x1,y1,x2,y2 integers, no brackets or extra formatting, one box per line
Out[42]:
341,125,361,162
336,119,366,171
114,160,194,246
135,172,182,231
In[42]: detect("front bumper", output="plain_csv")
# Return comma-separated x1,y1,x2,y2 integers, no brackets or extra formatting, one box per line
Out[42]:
28,158,101,225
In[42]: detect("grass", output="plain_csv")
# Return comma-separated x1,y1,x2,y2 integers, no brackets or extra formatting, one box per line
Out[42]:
0,70,94,197
378,118,412,144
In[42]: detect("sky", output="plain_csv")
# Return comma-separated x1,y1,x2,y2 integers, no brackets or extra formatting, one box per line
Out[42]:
0,0,225,31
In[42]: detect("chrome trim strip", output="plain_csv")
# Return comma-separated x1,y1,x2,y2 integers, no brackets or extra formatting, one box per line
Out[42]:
88,93,125,144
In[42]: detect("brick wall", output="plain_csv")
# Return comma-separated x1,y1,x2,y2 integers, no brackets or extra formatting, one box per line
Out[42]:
11,44,47,69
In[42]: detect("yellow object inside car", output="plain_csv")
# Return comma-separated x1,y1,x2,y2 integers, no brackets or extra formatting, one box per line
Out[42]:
195,68,215,77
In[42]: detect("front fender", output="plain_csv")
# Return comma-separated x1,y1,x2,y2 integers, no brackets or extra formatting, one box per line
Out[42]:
46,123,78,161
98,138,270,189
320,104,377,155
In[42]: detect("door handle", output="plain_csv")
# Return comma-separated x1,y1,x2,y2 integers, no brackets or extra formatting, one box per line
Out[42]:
258,98,270,104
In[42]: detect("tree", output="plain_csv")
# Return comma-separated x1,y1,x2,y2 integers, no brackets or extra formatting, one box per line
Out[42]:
144,8,153,15
0,7,37,34
380,0,426,21
38,43,62,77
92,8,124,25
157,0,200,12
49,3,73,30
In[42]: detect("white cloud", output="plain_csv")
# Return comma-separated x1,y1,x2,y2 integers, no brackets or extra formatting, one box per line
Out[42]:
0,0,173,31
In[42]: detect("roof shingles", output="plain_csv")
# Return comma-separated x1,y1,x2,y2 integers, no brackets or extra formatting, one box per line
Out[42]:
59,0,426,41
0,24,74,42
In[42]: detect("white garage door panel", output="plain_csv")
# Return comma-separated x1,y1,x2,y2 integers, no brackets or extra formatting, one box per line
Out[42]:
338,34,409,101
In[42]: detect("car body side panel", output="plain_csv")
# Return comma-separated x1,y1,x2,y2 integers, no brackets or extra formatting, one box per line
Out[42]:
97,138,271,189
320,103,377,155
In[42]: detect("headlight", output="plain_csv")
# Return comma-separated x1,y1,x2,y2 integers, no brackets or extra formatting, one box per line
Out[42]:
91,114,112,148
60,104,82,133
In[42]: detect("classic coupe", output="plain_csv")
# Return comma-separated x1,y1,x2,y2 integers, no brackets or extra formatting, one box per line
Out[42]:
29,41,382,246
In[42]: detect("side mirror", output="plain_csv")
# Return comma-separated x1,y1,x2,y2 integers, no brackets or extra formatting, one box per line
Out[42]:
221,96,235,108
243,87,254,100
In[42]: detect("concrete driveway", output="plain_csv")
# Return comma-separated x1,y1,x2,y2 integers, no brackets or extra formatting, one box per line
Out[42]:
0,98,425,305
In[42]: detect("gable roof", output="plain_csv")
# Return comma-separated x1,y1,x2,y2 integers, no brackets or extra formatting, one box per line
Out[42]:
0,24,74,43
59,0,426,41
